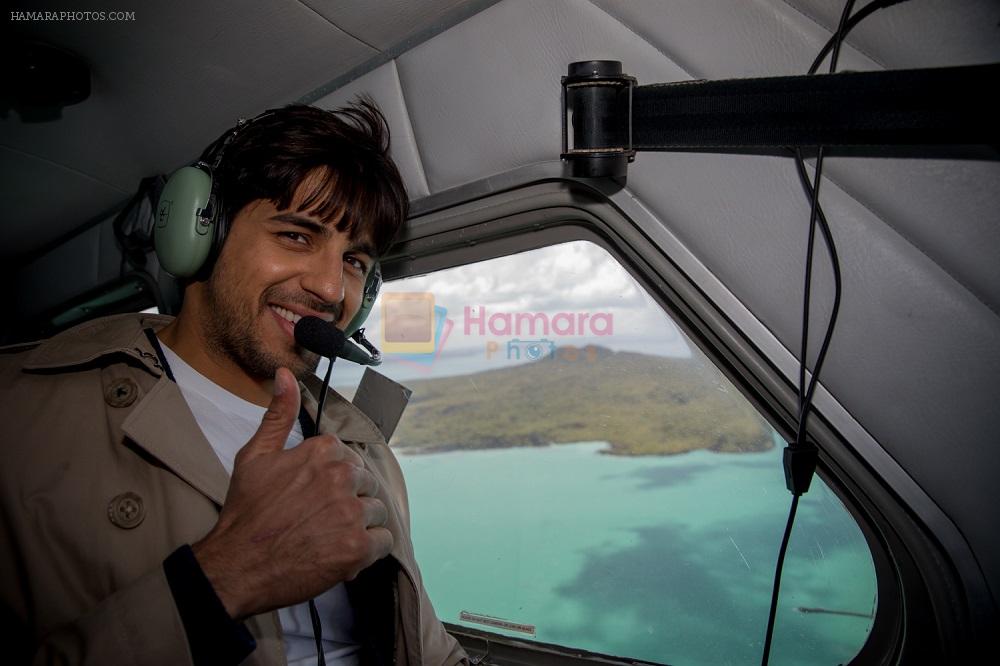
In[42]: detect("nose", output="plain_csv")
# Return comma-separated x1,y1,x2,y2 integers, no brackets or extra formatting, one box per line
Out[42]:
300,253,345,307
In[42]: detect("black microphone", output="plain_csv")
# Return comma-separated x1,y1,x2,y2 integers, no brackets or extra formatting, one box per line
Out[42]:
295,315,380,366
294,315,347,358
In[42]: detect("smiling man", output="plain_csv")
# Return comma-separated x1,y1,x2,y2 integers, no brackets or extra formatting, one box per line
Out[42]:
157,178,374,406
0,103,467,665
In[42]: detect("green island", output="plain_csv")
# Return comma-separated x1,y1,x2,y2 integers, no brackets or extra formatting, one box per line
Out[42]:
373,346,773,456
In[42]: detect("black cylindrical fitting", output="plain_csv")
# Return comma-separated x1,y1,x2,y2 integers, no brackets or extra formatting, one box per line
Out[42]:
561,60,635,179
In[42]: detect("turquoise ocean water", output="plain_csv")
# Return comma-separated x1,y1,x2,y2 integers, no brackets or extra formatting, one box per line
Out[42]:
396,437,876,666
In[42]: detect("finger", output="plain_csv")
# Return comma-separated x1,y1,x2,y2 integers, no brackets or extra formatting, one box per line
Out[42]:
366,526,394,561
360,497,388,528
335,441,365,469
355,468,380,498
297,436,364,468
240,367,301,461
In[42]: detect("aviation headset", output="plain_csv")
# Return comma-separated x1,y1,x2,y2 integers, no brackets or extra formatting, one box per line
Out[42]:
153,111,381,338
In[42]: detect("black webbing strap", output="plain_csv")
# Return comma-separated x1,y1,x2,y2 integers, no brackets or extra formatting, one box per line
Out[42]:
624,63,998,151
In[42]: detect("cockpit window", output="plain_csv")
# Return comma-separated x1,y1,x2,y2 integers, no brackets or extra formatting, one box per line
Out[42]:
333,240,878,664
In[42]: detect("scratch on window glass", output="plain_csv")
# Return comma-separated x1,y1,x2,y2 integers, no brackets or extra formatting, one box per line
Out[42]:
729,535,751,571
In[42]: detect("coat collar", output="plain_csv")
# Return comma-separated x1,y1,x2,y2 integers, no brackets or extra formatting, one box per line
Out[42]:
22,313,385,444
22,312,174,375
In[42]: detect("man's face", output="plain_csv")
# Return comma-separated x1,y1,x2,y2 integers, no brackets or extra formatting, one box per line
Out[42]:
200,176,375,381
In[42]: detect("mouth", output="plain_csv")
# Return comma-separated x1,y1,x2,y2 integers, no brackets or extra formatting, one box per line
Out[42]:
268,304,335,340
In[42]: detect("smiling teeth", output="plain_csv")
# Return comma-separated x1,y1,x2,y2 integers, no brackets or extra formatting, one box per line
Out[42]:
272,306,302,325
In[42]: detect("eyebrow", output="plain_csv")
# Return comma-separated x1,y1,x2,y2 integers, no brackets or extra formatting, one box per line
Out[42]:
270,213,328,236
269,213,377,258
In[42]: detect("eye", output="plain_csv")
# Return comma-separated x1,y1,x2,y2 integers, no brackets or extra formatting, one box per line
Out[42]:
278,231,309,245
345,254,368,274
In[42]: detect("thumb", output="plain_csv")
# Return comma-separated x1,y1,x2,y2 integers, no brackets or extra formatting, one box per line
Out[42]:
241,367,301,461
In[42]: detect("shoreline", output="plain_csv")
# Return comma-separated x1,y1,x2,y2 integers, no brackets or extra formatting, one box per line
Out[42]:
392,437,775,457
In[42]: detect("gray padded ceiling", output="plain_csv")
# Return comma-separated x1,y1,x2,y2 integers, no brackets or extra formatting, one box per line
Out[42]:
396,0,692,192
591,0,882,76
314,61,431,198
782,0,1000,69
592,0,1000,75
302,0,472,50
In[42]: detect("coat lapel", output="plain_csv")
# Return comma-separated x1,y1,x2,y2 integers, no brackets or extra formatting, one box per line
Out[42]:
122,376,231,506
22,313,229,506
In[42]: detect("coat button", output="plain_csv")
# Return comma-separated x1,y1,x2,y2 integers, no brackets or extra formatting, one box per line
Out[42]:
105,378,138,408
108,492,145,529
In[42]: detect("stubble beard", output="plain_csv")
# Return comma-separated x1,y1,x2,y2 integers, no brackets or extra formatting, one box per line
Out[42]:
202,264,323,382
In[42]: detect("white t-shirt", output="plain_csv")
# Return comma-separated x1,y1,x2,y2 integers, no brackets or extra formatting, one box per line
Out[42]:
159,341,361,666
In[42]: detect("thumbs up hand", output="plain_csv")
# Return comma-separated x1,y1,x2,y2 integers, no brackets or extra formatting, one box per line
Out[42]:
192,367,393,620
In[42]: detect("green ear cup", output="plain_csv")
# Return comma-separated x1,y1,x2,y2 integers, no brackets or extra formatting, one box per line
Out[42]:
154,166,216,277
344,263,381,337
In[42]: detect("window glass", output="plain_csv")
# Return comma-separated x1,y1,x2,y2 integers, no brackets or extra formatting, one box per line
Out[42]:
333,240,877,665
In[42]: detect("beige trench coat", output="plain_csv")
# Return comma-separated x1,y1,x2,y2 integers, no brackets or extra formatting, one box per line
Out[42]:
0,313,467,665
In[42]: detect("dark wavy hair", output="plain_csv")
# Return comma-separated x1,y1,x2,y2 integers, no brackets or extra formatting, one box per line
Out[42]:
212,98,407,258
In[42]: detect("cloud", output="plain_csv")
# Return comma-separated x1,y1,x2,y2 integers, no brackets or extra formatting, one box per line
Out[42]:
383,241,647,313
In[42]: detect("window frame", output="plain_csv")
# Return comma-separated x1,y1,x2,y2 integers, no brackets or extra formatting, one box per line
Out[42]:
380,179,916,664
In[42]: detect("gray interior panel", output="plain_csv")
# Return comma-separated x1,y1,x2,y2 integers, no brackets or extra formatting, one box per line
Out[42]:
302,0,472,50
314,61,431,198
395,0,688,193
0,146,126,259
591,0,881,77
820,157,1000,316
13,222,102,320
784,0,1000,68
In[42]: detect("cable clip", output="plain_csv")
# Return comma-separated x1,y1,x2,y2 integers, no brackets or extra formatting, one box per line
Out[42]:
783,444,818,496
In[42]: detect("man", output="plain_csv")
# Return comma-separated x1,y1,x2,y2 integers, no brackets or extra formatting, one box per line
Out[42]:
0,102,468,665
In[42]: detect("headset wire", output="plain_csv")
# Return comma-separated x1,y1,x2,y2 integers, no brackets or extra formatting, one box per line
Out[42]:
760,0,858,663
307,354,337,666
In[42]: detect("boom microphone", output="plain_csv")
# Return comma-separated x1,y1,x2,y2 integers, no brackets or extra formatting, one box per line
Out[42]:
294,316,347,358
294,316,380,366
